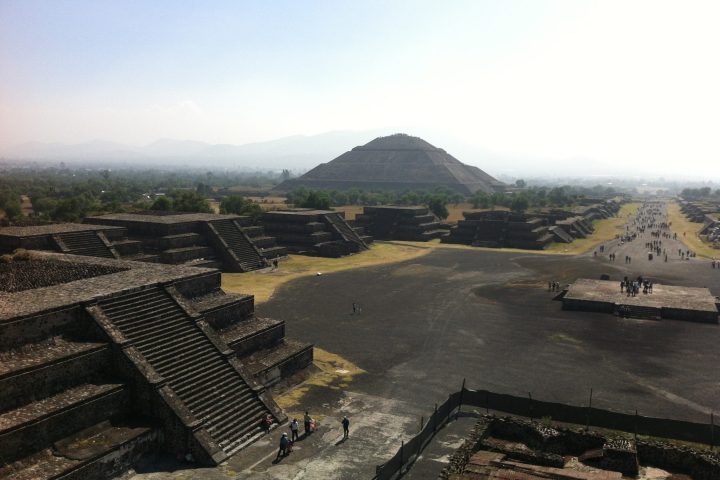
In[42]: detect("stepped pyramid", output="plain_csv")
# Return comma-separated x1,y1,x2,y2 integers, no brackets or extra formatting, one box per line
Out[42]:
276,133,505,194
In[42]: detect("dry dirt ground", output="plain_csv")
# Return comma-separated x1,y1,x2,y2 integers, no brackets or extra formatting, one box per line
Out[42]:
131,204,720,479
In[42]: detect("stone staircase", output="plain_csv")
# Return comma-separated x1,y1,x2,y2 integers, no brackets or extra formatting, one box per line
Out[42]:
322,213,368,251
207,219,266,272
94,286,276,456
616,304,661,320
54,231,117,259
549,226,574,243
0,308,155,479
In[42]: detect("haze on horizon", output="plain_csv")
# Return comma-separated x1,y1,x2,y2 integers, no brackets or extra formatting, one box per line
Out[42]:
1,0,719,178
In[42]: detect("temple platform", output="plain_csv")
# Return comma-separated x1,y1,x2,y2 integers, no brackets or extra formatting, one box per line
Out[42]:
561,278,719,323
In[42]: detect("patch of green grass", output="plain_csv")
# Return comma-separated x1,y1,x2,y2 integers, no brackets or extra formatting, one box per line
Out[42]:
667,201,720,259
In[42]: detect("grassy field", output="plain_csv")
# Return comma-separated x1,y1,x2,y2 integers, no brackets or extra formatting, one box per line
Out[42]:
222,242,432,304
667,201,720,258
544,202,640,255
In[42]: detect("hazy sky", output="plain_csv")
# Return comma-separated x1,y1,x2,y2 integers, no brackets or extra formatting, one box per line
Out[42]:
1,0,719,174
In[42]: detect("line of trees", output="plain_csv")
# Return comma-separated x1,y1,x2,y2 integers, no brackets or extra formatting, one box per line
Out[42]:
286,184,619,219
680,187,720,200
0,167,289,223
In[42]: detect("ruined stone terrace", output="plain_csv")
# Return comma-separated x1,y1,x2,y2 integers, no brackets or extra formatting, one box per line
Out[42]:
562,278,719,322
0,252,217,321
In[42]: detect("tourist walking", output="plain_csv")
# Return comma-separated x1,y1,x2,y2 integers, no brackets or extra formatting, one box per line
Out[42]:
276,433,289,460
341,416,350,439
290,418,299,442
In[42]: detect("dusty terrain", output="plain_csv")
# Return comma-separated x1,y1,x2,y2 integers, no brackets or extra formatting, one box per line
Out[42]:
131,202,720,479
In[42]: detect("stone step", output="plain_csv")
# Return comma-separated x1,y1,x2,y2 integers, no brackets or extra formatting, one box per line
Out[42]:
187,378,254,416
180,369,244,406
127,320,198,348
186,380,250,415
111,239,143,256
0,343,110,413
0,419,155,480
98,289,166,311
121,253,160,263
259,246,287,259
242,339,314,387
159,233,204,250
160,246,214,264
0,383,128,463
167,358,228,392
149,340,216,372
182,258,223,269
143,335,214,366
207,401,267,441
119,311,189,336
96,286,274,456
212,404,268,447
104,301,180,323
221,317,285,357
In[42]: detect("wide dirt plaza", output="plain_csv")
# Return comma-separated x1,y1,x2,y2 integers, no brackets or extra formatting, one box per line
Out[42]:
123,200,720,479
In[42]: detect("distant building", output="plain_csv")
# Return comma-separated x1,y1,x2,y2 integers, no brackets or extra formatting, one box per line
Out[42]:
275,133,505,194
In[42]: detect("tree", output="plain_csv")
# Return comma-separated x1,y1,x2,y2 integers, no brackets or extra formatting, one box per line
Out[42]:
280,169,292,181
510,195,529,212
298,190,331,210
196,182,213,196
151,196,172,211
427,195,449,220
2,200,21,220
219,195,263,222
515,179,527,188
169,190,212,213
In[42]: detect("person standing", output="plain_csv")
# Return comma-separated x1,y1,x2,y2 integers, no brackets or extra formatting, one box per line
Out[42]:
290,418,299,442
276,433,289,460
304,411,312,437
341,416,350,439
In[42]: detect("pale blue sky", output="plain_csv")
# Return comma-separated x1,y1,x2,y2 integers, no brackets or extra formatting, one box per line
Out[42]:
1,0,719,174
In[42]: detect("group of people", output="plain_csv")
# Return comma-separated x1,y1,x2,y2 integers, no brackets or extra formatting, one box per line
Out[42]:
548,281,562,292
274,412,350,460
603,202,694,265
621,276,653,296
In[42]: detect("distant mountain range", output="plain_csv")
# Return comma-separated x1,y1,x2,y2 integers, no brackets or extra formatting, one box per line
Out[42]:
0,129,644,179
1,130,399,172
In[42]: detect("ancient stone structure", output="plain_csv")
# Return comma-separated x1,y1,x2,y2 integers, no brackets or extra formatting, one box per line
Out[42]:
562,278,719,323
442,200,622,249
261,209,372,257
680,199,720,223
275,133,506,194
0,252,312,478
442,415,720,480
353,205,449,241
442,211,554,250
680,200,720,245
0,214,286,272
0,223,124,259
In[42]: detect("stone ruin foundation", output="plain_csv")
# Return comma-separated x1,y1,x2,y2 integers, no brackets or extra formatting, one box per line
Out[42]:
0,212,286,273
353,205,449,241
561,278,719,323
261,208,372,257
443,211,554,250
0,251,312,479
442,415,720,480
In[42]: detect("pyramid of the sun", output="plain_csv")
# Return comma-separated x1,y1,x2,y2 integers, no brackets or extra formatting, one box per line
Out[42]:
276,134,505,194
